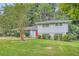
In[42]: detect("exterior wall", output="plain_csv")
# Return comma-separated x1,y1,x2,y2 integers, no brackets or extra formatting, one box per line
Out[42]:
30,31,36,38
0,10,4,15
37,23,68,35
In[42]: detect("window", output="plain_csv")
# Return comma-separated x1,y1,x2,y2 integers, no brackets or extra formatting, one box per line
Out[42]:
42,24,49,27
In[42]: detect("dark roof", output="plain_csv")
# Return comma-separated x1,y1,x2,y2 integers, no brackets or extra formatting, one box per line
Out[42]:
35,20,72,24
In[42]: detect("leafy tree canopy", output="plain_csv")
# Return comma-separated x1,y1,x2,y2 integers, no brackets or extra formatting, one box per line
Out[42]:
59,3,79,20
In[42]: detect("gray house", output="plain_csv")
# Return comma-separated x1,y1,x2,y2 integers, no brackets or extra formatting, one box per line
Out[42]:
25,20,71,39
0,9,4,15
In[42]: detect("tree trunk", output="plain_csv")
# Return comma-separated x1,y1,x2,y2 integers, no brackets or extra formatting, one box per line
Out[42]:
20,30,24,41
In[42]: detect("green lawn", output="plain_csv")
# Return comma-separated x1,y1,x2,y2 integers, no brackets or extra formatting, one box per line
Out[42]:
0,39,79,56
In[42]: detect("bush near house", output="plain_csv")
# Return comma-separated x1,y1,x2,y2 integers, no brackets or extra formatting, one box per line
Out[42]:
14,32,20,37
47,34,51,39
3,31,20,37
68,34,77,40
53,33,78,41
38,34,51,40
0,33,3,36
63,34,77,41
54,34,58,40
63,34,69,41
0,31,30,37
38,35,42,39
53,34,77,41
58,34,63,41
24,32,30,37
53,34,63,40
42,34,46,39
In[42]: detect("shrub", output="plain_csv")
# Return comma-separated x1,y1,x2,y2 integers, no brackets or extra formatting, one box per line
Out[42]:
42,34,45,39
68,34,77,40
77,35,79,39
14,32,20,37
42,34,51,40
24,32,30,37
47,34,51,40
0,33,3,37
38,35,41,39
58,34,63,41
63,34,77,41
54,34,58,40
42,34,47,39
63,34,70,41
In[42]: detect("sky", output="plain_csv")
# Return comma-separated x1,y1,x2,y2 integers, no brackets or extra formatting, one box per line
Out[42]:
0,3,5,9
0,3,13,10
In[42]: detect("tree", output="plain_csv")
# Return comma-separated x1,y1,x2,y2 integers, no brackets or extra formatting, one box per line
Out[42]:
26,3,56,25
0,5,16,36
36,3,55,21
26,3,39,26
54,10,70,20
2,3,35,40
59,3,79,40
59,3,79,20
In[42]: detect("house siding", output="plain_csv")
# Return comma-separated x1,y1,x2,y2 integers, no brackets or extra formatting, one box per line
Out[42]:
30,31,36,38
37,23,68,35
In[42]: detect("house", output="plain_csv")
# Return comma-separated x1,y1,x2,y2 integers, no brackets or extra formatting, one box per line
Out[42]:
0,9,4,15
25,20,71,39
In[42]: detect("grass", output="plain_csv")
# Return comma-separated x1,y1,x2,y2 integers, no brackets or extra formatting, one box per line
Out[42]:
0,39,79,56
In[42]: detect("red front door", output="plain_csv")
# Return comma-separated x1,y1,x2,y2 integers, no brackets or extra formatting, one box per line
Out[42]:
36,31,38,38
